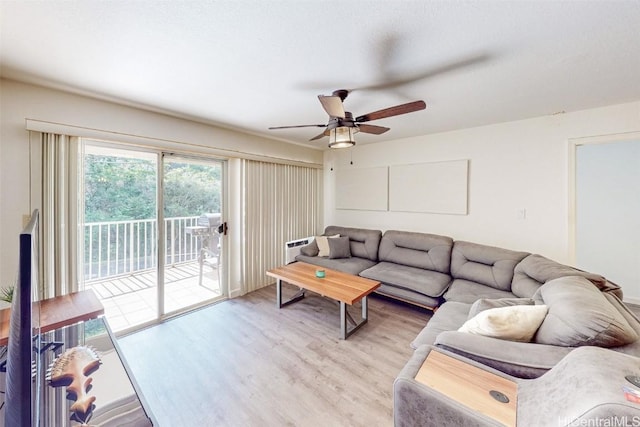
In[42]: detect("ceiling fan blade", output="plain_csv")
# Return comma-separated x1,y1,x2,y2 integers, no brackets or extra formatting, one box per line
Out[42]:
268,124,326,130
318,95,345,118
356,100,426,123
357,124,390,135
353,53,491,92
297,52,491,93
310,130,329,141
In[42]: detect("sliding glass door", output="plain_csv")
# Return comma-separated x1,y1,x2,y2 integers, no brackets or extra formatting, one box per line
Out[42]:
161,154,225,315
82,143,226,332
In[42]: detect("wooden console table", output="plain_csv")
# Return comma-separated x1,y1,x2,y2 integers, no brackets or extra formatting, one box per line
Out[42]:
415,350,517,426
0,290,156,425
0,289,104,346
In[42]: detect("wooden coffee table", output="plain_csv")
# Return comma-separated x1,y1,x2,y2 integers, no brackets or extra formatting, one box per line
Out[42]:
266,262,380,339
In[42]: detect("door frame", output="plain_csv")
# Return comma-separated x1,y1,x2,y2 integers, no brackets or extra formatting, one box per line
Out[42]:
81,139,229,331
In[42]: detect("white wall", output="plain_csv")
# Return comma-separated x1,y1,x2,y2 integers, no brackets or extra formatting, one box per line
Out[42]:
0,78,322,285
324,101,640,269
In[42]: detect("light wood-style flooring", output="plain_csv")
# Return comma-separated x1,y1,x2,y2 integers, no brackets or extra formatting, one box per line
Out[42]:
117,283,432,427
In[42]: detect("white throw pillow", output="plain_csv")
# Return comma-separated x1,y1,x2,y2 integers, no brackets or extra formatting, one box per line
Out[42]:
458,304,549,342
316,234,340,257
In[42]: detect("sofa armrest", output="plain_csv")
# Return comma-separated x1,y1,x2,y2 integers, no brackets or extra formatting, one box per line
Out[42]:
394,345,506,427
518,347,640,426
434,331,573,378
285,236,313,264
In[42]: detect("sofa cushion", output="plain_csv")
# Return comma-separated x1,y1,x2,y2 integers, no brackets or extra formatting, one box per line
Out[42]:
435,331,574,379
328,236,351,259
294,254,376,276
468,297,535,319
360,261,451,297
377,230,453,274
324,226,382,262
458,305,548,342
425,300,571,378
603,292,640,332
534,276,638,347
602,293,640,357
512,254,621,299
443,279,517,303
300,239,319,257
450,241,529,291
410,301,471,349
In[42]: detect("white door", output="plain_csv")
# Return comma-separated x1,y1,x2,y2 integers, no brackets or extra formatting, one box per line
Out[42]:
575,139,640,300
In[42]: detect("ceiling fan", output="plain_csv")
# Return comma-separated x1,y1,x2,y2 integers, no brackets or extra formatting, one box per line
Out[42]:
268,89,426,148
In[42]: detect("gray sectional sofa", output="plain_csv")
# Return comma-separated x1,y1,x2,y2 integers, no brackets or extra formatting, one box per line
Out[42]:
288,225,640,425
290,226,639,375
292,225,616,310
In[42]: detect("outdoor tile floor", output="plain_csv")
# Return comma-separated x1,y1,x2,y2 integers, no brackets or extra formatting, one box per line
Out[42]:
87,261,223,332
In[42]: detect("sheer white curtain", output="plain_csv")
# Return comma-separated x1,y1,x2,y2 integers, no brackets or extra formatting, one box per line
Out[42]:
241,160,322,292
40,132,83,299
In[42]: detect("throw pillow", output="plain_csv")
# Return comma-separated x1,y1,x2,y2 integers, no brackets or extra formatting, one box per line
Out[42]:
534,276,638,347
458,304,549,342
467,297,535,320
316,234,340,257
300,240,319,257
328,236,351,259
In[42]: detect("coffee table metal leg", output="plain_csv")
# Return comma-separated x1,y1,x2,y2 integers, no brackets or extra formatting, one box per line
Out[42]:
344,308,356,326
340,296,369,340
276,279,306,308
340,302,347,339
276,278,282,308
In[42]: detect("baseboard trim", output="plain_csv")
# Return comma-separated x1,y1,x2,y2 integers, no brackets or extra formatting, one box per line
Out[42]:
229,288,243,298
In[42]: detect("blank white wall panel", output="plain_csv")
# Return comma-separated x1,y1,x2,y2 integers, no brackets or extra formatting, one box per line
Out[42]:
335,167,388,211
389,160,468,215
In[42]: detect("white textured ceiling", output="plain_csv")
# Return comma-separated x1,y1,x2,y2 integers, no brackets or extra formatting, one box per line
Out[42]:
2,1,640,149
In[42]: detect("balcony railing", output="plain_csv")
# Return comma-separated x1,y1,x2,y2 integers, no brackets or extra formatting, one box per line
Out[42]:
83,216,206,282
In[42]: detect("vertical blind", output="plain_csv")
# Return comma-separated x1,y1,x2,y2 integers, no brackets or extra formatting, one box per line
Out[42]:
40,133,82,299
242,160,322,292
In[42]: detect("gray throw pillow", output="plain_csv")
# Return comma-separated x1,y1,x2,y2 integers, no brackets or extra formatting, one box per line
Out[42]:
316,234,340,257
328,236,351,259
534,276,638,348
467,297,535,320
300,240,319,257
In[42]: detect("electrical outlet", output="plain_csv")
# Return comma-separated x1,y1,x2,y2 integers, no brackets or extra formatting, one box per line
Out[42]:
516,208,527,220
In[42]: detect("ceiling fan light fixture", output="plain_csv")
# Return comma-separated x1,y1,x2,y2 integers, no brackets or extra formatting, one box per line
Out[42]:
328,126,356,149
